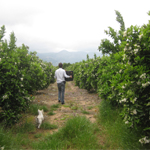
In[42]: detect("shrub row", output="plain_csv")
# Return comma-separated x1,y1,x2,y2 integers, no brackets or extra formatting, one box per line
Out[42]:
67,17,150,144
0,26,56,125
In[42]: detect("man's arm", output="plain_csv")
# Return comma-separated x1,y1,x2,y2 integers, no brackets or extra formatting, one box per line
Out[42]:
54,71,57,79
64,70,72,78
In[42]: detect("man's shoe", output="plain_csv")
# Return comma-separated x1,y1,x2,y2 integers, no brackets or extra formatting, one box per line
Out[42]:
58,100,61,103
62,103,65,105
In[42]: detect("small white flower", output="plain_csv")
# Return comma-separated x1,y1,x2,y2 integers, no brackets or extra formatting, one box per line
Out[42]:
126,43,129,46
124,47,127,51
0,58,1,62
134,49,138,54
0,146,5,150
142,82,150,88
129,47,132,50
122,86,125,89
133,109,137,115
125,121,129,124
3,95,8,100
119,98,127,103
123,31,127,37
128,61,131,65
139,136,150,144
21,84,24,87
139,34,143,39
140,73,146,79
20,78,23,81
137,81,141,85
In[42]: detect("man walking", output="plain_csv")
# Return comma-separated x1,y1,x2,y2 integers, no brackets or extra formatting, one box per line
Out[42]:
54,63,72,104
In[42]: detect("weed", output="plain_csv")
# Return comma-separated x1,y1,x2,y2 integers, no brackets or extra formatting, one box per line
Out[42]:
34,133,42,138
97,100,150,150
40,105,49,112
0,126,20,149
14,121,36,133
51,104,60,109
31,116,100,149
41,122,58,130
87,106,93,110
48,111,55,116
82,110,90,114
71,106,78,110
28,104,48,115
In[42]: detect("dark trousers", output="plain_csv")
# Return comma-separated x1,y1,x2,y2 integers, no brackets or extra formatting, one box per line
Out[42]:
57,82,65,104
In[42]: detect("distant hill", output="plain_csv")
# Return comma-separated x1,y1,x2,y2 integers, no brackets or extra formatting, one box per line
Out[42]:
36,50,102,66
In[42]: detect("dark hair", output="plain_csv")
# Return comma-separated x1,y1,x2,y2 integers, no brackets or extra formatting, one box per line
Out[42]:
59,63,63,68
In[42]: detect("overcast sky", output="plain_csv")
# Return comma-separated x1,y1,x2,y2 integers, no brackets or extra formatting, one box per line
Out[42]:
0,0,150,53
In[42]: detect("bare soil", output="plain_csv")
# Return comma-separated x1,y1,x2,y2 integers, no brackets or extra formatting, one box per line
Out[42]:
30,81,102,137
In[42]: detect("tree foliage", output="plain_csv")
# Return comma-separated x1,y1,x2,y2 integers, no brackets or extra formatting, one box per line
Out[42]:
68,11,150,145
98,10,125,55
0,26,56,125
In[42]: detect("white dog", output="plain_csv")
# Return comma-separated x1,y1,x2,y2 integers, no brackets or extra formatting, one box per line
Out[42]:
36,109,44,128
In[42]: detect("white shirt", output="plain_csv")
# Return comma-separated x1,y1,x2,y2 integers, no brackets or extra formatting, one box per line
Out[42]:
54,68,70,83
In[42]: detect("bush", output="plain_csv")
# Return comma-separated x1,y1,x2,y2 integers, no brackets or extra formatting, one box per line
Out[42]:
0,26,56,125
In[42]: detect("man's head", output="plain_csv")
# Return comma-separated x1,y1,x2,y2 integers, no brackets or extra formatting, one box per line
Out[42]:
58,63,63,68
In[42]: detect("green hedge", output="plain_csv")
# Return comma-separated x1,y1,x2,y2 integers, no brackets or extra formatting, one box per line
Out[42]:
67,17,150,144
0,26,56,125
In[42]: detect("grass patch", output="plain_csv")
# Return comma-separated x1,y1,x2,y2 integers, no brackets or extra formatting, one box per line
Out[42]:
87,106,93,110
28,104,49,115
50,104,60,111
41,122,58,130
81,110,90,114
71,105,78,110
34,133,42,138
97,100,150,150
0,126,20,149
0,125,31,149
13,121,36,133
40,105,49,112
48,111,55,115
31,116,101,149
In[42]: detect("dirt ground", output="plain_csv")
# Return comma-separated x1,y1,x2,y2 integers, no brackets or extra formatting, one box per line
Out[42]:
31,81,101,136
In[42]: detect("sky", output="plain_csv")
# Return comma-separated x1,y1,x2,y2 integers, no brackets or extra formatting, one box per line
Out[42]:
0,0,150,53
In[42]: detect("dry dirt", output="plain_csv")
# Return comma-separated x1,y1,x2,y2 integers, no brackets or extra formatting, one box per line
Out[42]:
30,81,102,136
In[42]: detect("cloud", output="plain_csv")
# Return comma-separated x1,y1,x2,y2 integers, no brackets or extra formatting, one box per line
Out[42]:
1,0,150,53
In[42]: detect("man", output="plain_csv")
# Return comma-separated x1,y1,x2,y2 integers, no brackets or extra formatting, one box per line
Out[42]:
54,63,72,104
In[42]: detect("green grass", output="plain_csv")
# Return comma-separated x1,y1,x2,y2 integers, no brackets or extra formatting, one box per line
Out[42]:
41,122,58,130
50,104,60,111
13,121,36,133
28,104,49,115
81,110,90,114
97,100,150,150
87,106,93,110
48,111,55,115
0,123,32,149
71,105,78,110
51,104,60,109
31,116,101,149
34,133,42,138
0,126,19,149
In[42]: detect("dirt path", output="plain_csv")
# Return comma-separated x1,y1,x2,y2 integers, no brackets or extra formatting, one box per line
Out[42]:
32,81,101,135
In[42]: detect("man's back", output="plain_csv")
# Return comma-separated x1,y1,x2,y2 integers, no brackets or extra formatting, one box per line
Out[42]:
55,68,70,83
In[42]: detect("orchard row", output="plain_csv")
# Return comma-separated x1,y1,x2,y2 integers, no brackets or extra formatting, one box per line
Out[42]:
0,26,56,125
68,12,150,144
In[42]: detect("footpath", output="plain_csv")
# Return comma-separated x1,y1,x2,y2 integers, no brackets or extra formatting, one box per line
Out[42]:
33,81,101,135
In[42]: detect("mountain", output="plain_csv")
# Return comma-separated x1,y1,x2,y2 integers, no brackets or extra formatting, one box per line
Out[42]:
36,50,102,66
